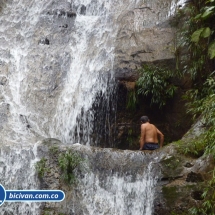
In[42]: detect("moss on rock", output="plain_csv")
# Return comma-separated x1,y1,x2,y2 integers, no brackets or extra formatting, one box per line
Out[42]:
160,155,183,180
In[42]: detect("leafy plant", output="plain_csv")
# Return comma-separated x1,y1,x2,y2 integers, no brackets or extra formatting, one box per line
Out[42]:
35,158,48,178
58,150,84,185
184,72,215,128
49,145,59,155
175,0,214,81
175,136,206,158
126,90,137,110
175,0,215,126
136,64,178,108
190,0,215,59
173,1,215,214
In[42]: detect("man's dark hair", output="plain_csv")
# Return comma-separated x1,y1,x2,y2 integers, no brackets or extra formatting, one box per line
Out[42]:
140,116,149,123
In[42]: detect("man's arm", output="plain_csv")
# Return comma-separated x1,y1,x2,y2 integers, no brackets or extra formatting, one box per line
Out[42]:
157,129,164,147
139,124,146,150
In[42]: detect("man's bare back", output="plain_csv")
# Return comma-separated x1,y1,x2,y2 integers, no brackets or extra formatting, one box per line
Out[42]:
139,116,164,150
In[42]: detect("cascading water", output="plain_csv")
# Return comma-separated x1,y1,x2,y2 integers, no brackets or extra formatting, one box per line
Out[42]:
49,0,118,145
0,0,182,145
0,143,41,214
78,164,158,215
0,0,118,146
0,0,181,214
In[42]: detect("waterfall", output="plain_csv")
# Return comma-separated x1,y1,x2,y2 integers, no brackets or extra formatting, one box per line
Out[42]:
77,164,158,215
0,0,121,146
0,0,179,145
168,0,186,17
49,0,118,145
0,143,41,214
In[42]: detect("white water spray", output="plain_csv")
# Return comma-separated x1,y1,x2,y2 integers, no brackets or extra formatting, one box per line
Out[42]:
49,10,117,145
0,143,41,214
78,164,158,215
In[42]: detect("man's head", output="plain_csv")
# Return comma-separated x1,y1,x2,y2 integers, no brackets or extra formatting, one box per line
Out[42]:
140,116,149,123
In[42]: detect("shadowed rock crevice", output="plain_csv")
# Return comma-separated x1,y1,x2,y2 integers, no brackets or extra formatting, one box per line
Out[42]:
46,10,76,18
186,171,204,183
191,190,204,200
114,76,192,150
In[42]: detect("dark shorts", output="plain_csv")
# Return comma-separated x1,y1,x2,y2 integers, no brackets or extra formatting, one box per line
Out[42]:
143,142,159,150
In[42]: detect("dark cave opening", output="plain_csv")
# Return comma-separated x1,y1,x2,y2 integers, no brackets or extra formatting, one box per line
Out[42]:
114,81,192,150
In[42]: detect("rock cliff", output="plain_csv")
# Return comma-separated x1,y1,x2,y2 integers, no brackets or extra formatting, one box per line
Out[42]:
27,137,215,215
114,2,176,81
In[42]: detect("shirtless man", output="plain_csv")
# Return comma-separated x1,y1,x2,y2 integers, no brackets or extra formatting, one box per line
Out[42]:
139,116,164,150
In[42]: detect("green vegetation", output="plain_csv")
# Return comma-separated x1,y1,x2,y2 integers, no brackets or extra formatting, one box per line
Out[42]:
126,63,179,110
49,145,60,154
175,0,215,157
175,136,205,158
172,0,215,214
126,90,137,110
190,1,215,60
175,0,215,80
136,64,178,108
35,146,85,186
35,158,48,178
43,211,51,215
58,150,85,185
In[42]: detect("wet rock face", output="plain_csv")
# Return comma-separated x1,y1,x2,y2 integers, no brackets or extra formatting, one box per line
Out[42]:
0,143,41,214
1,139,213,215
0,103,9,131
36,142,215,215
112,1,192,150
36,139,161,215
154,145,215,215
114,0,176,81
